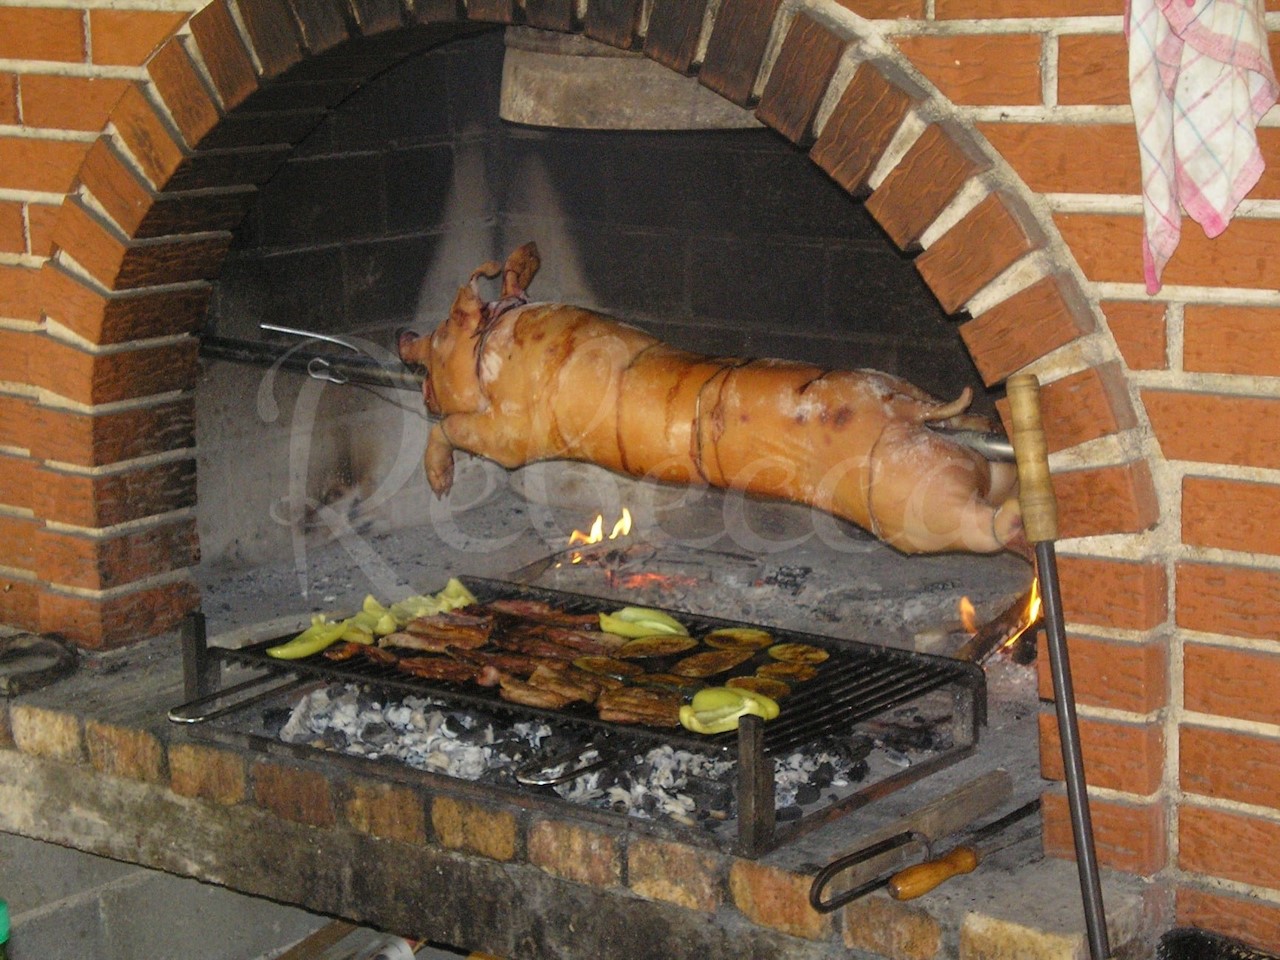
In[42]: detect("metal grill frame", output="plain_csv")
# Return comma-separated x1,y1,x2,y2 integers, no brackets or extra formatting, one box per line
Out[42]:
172,576,987,856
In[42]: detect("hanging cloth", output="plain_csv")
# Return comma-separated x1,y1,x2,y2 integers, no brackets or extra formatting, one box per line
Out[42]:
1127,0,1278,294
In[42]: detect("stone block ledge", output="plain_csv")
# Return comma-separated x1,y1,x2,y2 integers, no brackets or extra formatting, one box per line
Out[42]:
0,636,1160,960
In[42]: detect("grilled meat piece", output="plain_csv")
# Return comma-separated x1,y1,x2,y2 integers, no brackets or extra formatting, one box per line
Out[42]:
382,619,490,654
325,642,399,666
361,645,400,666
380,631,446,653
395,610,493,650
596,686,681,727
572,656,645,679
525,625,620,655
485,598,600,628
489,632,584,661
525,664,599,704
448,648,541,679
498,674,574,709
395,656,478,683
411,608,493,628
323,641,365,661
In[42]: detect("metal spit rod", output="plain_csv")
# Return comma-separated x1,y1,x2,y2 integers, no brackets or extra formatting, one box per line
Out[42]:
200,334,422,392
202,331,1017,462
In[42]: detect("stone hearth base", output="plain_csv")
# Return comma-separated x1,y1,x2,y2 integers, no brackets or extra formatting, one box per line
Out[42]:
0,632,1162,960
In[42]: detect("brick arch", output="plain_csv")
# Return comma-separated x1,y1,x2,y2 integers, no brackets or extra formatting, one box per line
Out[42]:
33,0,1155,648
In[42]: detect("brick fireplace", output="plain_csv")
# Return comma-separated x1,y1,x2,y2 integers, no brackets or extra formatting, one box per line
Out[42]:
3,0,1280,954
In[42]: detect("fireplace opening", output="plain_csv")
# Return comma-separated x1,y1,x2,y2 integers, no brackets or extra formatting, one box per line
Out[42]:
195,27,1000,577
183,21,1040,869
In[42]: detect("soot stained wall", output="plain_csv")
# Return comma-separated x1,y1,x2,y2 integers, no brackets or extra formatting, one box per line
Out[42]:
207,29,987,408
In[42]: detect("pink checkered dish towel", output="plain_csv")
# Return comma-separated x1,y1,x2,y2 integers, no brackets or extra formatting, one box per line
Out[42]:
1127,0,1279,294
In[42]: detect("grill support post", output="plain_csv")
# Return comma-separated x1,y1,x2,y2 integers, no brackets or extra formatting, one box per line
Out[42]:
736,714,775,853
181,611,220,701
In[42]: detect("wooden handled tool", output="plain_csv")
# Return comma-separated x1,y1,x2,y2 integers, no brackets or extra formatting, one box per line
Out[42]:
888,846,979,900
1007,374,1057,544
1005,373,1111,960
886,798,1041,900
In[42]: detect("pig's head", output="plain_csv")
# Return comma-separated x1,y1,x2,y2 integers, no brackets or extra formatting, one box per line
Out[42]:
398,243,542,416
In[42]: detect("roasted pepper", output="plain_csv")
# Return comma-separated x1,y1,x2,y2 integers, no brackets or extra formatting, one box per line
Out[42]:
599,605,689,638
267,579,478,659
678,686,780,734
387,578,477,625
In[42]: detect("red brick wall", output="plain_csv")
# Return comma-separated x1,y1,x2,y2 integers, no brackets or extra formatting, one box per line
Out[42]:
3,0,1279,948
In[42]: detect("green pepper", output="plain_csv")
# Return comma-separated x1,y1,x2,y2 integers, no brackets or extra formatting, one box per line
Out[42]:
266,619,348,660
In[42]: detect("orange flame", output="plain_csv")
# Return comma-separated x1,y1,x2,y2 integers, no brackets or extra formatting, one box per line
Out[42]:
567,508,632,563
612,572,700,590
569,515,604,548
998,575,1044,655
958,596,979,634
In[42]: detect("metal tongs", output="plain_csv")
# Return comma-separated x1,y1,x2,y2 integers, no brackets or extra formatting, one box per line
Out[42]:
809,829,935,912
809,798,1041,912
513,740,615,786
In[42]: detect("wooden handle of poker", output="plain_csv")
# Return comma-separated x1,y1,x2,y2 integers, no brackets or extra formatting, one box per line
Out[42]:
1007,374,1058,544
887,845,981,900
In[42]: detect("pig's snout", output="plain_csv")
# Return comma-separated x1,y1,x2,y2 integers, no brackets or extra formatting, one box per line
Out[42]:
398,328,431,367
397,329,438,411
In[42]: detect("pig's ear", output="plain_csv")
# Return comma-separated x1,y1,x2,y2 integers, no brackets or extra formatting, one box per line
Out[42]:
469,260,502,286
447,282,485,336
502,242,540,298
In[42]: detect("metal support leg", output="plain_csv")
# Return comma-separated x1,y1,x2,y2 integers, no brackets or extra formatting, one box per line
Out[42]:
181,611,219,700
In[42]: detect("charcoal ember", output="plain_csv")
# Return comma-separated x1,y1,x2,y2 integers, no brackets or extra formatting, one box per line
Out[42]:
825,734,873,766
795,783,822,806
761,564,812,595
326,729,350,750
685,774,734,815
361,720,394,747
880,723,949,753
259,705,293,736
777,804,804,822
448,718,495,746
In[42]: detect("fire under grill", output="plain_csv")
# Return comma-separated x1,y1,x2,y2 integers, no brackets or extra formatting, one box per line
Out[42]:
172,577,987,857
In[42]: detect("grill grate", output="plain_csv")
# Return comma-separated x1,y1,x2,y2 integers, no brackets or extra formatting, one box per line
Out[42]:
178,576,987,856
218,576,984,757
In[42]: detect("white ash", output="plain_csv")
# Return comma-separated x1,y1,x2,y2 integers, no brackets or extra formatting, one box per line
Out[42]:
276,684,879,828
280,685,555,779
551,745,736,827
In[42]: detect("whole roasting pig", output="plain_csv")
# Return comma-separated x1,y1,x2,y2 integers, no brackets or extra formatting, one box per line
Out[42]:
398,243,1022,555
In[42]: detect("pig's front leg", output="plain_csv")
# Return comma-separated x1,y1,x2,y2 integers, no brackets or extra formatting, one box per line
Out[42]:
425,421,456,497
429,409,534,497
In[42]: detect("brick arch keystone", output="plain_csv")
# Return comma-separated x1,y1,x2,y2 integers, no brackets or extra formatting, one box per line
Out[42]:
32,0,1159,649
